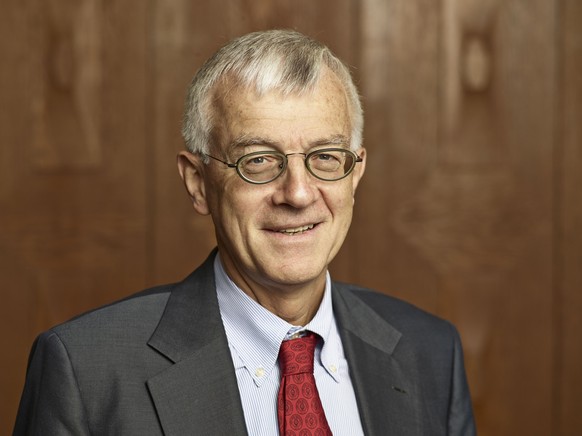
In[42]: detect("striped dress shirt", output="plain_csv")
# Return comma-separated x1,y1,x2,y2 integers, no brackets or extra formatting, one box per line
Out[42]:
214,254,365,435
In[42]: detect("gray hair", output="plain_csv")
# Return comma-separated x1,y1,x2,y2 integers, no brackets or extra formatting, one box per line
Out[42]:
181,29,363,155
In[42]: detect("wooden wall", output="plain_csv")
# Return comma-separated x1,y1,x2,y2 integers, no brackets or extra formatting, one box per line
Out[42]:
0,1,580,434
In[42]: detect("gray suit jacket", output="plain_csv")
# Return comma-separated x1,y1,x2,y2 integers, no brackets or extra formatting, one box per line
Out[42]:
14,252,476,435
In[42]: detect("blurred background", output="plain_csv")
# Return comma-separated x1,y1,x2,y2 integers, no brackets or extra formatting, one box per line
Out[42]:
1,0,580,434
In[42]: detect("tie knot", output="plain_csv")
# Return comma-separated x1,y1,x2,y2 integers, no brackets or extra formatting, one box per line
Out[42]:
278,332,318,376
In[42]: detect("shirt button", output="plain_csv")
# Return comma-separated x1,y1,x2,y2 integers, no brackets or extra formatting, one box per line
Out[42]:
329,364,338,373
255,367,265,378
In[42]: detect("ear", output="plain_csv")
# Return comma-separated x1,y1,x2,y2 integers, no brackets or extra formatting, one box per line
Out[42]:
351,147,367,192
177,151,210,215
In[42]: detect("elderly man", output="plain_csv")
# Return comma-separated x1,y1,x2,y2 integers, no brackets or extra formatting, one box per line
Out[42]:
15,30,476,435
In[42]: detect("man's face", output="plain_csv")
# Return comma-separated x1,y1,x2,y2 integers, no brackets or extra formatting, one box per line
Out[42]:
179,70,366,296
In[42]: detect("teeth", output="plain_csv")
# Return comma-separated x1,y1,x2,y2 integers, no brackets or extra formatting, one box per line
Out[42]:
279,224,314,235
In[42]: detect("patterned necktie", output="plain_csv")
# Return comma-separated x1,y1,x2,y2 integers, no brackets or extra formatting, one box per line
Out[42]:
277,332,332,436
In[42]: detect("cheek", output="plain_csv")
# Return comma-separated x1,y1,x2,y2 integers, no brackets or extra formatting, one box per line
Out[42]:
212,181,268,228
324,185,355,214
206,171,240,211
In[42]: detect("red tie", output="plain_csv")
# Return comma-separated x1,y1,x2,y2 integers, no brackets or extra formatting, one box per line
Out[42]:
277,332,332,436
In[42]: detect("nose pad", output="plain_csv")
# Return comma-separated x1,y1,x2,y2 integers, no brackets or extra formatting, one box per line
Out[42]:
273,153,317,207
283,153,310,181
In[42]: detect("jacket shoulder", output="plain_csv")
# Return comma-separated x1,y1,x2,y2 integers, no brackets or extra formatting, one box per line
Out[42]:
51,284,175,341
333,282,458,342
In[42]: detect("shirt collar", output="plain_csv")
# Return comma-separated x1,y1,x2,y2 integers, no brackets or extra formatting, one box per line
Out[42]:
214,253,341,385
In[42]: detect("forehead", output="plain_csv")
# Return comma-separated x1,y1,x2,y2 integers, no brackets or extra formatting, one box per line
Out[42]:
209,70,351,151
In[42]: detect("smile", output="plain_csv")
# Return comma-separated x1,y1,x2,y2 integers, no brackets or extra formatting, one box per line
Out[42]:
278,224,315,235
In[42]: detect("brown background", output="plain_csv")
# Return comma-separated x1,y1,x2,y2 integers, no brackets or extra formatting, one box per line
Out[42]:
1,0,581,435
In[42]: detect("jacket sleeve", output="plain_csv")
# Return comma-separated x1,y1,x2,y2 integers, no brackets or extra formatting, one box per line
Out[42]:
447,327,477,436
13,331,91,435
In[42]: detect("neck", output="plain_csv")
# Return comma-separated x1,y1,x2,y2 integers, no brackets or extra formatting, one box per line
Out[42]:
250,282,326,326
220,255,327,326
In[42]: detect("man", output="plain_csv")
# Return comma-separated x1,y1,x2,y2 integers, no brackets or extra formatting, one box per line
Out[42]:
15,30,476,435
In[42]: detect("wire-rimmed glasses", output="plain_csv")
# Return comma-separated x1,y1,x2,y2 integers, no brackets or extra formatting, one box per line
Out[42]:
204,147,363,184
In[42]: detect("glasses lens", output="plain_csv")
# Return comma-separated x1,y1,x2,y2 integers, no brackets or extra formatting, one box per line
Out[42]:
237,152,285,183
307,149,356,181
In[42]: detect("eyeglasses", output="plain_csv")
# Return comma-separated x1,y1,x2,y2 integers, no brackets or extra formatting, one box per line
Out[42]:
203,147,363,184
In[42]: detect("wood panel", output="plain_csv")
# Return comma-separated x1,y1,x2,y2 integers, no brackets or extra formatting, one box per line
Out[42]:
558,0,582,433
149,0,225,284
358,0,442,306
357,0,555,434
0,0,149,432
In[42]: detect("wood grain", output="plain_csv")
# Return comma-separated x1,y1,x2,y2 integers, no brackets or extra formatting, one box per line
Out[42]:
31,0,102,169
558,0,582,433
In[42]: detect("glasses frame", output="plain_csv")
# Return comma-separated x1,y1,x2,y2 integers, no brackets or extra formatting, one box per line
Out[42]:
203,147,363,185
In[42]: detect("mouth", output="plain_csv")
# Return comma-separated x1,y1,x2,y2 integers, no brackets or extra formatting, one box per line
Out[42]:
276,223,316,236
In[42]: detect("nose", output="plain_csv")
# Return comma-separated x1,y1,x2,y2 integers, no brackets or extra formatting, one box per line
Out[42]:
271,154,318,208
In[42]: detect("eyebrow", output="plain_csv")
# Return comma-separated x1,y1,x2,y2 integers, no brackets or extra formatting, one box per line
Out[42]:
227,134,350,151
311,135,350,147
227,135,280,151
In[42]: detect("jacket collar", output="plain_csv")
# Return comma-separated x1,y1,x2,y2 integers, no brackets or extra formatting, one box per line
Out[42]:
146,251,248,435
332,283,423,436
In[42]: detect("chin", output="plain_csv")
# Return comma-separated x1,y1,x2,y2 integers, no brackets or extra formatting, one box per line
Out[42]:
259,259,327,287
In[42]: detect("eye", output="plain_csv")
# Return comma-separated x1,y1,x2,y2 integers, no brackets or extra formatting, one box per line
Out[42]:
309,150,343,171
249,156,266,165
240,153,283,175
315,153,334,161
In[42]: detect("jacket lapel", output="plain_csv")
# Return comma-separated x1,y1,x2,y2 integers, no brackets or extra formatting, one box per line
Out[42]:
143,254,423,435
333,284,422,436
146,253,247,436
